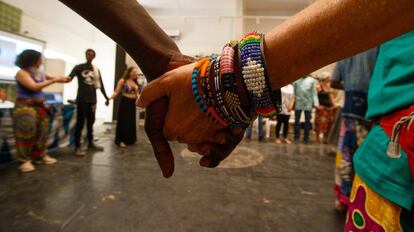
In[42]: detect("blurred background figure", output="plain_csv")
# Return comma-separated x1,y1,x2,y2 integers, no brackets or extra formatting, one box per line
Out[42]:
0,88,6,101
331,47,378,211
245,116,264,142
314,74,335,144
293,75,319,144
275,84,294,144
109,67,140,148
0,87,13,108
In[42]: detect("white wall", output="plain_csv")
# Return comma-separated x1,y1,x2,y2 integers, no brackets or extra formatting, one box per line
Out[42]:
92,32,116,122
149,0,239,57
20,14,116,123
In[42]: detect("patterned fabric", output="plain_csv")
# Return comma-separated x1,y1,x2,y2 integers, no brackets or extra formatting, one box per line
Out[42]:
345,175,414,232
314,107,334,133
334,117,370,208
13,103,49,162
47,104,77,148
352,32,414,223
355,125,414,210
0,105,77,165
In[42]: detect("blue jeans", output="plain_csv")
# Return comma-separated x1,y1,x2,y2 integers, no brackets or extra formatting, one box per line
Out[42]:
245,115,263,140
294,110,312,143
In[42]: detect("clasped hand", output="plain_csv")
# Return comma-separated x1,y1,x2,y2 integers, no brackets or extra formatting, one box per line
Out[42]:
137,63,244,174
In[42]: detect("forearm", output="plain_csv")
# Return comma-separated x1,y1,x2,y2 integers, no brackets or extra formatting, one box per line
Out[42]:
59,0,186,80
45,73,54,80
264,0,414,89
100,86,109,100
34,79,56,91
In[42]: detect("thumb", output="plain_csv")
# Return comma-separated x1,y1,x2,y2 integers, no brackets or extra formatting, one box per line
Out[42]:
136,75,169,108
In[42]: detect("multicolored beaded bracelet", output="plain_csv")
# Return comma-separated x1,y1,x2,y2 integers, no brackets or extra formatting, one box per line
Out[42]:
207,58,228,127
260,35,282,113
240,32,278,116
214,56,243,128
192,57,209,114
220,42,251,128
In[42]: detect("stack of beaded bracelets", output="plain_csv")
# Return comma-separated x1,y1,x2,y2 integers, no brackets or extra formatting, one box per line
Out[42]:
192,55,227,127
191,32,281,128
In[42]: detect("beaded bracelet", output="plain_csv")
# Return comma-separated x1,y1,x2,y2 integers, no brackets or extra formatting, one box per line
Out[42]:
240,32,278,116
207,58,229,127
260,35,282,113
199,56,214,107
220,42,251,128
192,57,210,113
214,56,243,128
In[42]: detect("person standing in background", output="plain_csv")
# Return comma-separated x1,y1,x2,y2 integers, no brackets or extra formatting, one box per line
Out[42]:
13,49,69,172
331,47,378,211
314,76,335,144
292,75,319,144
275,84,295,144
108,67,140,148
69,49,109,156
245,116,264,142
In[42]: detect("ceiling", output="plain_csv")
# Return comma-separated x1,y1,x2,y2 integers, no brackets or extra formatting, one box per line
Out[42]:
4,0,96,40
244,0,310,15
4,0,311,38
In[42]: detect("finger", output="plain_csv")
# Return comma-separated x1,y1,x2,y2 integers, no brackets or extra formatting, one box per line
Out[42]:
137,75,169,108
145,97,175,178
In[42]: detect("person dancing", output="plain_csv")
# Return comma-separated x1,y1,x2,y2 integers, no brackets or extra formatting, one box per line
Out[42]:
109,67,140,147
14,49,69,172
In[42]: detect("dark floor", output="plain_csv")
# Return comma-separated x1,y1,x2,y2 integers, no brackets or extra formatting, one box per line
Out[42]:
0,125,345,232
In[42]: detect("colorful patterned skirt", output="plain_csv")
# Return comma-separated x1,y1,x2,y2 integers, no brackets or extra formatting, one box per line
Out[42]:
13,99,49,162
314,107,334,133
345,175,414,231
334,117,370,209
